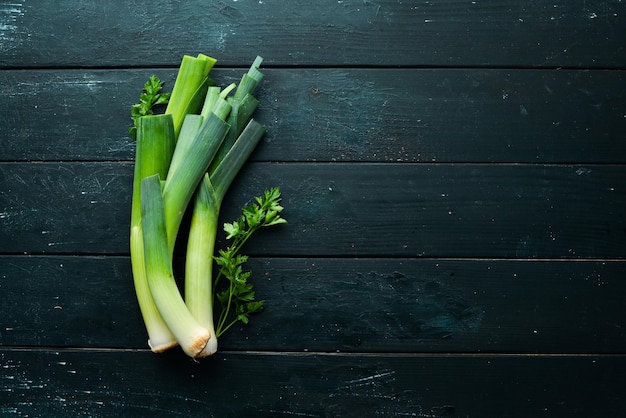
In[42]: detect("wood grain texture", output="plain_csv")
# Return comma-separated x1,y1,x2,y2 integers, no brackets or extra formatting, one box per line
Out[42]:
1,349,625,417
0,162,131,255
0,0,624,68
1,256,624,354
2,68,625,163
1,162,624,258
1,0,625,415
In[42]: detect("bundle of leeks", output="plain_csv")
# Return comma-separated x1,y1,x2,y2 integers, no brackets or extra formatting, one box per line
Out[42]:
129,54,285,358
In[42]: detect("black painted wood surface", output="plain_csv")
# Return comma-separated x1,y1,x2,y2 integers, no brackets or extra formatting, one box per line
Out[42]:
1,0,625,68
1,0,625,416
2,68,625,163
2,350,625,417
1,162,624,258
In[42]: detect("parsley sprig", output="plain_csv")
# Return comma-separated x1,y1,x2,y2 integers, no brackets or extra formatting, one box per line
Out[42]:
128,75,171,140
214,187,287,336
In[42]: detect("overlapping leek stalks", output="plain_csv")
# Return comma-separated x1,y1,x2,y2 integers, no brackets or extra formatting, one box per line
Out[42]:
129,55,265,357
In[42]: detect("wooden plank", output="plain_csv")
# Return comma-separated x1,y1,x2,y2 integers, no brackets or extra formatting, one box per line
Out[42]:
0,162,131,254
1,162,624,258
1,1,624,68
1,256,624,353
0,69,143,162
227,163,626,259
2,68,625,163
252,68,626,164
1,349,625,417
0,255,145,349
222,258,626,354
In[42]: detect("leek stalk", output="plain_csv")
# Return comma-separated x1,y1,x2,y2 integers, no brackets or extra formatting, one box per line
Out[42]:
141,174,210,358
129,115,177,352
182,58,267,357
185,120,266,357
162,112,230,254
165,54,216,137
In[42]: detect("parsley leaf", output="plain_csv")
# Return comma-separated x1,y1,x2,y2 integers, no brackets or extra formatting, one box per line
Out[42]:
214,187,286,337
128,75,171,140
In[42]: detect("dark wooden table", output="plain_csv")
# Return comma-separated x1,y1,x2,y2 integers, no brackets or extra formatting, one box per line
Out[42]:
1,1,625,416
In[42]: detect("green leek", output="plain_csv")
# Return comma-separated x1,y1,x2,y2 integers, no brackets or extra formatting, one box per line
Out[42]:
141,174,210,358
129,114,177,352
162,111,230,254
186,120,266,357
165,54,216,137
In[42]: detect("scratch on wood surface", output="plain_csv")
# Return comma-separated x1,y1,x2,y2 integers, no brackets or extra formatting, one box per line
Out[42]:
326,366,437,416
54,77,105,93
343,370,396,388
331,368,394,395
0,1,26,51
265,411,320,417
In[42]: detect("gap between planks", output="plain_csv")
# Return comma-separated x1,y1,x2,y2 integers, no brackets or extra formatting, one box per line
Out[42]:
2,64,626,72
0,253,624,262
1,346,625,359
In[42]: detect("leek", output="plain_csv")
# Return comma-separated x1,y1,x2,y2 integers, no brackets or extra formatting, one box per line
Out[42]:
183,57,268,357
185,120,267,357
209,56,264,175
165,54,216,137
162,111,230,254
129,114,177,352
141,174,210,358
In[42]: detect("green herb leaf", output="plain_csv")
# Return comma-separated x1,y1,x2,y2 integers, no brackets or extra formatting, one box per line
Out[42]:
214,187,286,337
128,75,171,140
